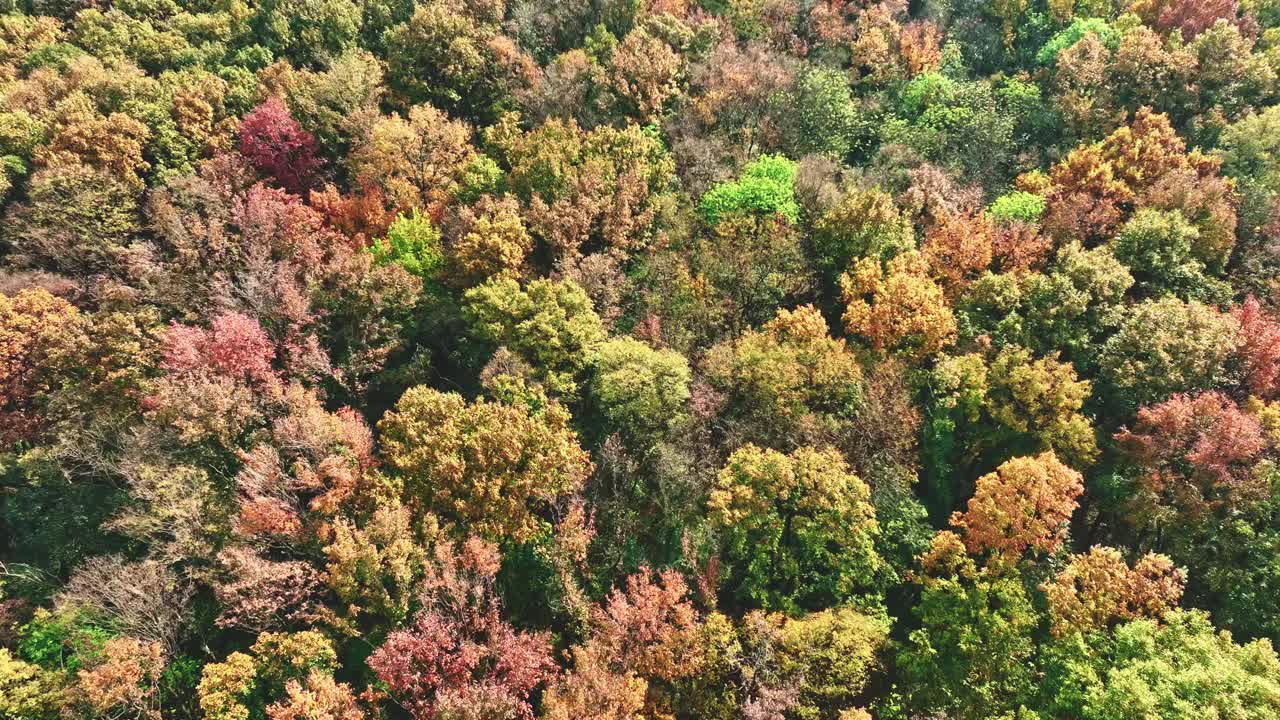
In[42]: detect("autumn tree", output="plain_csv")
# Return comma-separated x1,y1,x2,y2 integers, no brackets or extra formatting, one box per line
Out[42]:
494,117,675,259
922,211,996,299
322,498,435,630
983,346,1099,467
949,451,1084,566
776,608,890,720
71,636,164,720
608,28,682,123
841,250,957,360
0,288,84,446
1115,392,1270,528
444,195,533,287
1042,546,1185,637
1042,144,1134,244
349,103,476,215
690,210,814,332
0,648,65,719
381,0,534,120
377,386,592,540
366,537,556,720
1234,296,1280,399
198,631,347,720
238,97,321,195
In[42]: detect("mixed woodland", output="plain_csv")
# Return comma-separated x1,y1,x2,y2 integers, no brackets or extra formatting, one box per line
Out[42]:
5,0,1280,717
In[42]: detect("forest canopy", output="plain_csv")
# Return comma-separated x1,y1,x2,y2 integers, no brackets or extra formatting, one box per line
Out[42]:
4,0,1280,718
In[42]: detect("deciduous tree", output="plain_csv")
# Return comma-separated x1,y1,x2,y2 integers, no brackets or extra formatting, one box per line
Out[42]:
378,386,592,540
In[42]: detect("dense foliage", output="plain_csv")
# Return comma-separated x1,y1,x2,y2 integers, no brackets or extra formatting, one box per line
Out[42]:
3,0,1280,718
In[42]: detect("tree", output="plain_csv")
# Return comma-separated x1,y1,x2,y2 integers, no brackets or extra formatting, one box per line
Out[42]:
366,537,556,720
1098,297,1240,410
776,608,889,720
162,311,279,387
0,288,84,446
381,0,534,120
266,670,365,720
589,567,705,684
369,211,444,281
690,210,814,332
899,533,1041,720
841,250,957,360
322,498,434,628
55,556,191,655
349,103,476,215
591,337,690,444
989,191,1046,224
0,648,65,720
495,118,675,258
3,163,142,278
1042,546,1185,637
785,66,865,160
922,211,996,299
1099,107,1190,194
812,187,915,276
1111,208,1229,302
1019,242,1133,369
72,636,165,720
708,445,882,612
949,451,1084,566
238,98,321,195
702,305,863,450
1115,392,1269,528
1130,0,1239,39
1042,144,1134,244
34,96,151,188
254,0,362,68
699,154,800,226
1043,610,1280,720
462,276,606,397
212,547,322,633
377,386,592,540
541,646,647,720
985,346,1099,467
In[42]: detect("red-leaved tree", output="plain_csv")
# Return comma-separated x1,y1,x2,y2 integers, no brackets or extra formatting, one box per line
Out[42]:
1233,295,1280,399
239,98,321,195
366,538,555,720
1116,392,1269,526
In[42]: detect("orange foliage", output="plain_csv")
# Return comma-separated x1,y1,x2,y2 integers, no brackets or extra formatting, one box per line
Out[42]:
949,452,1084,564
841,250,957,360
0,288,84,445
922,212,996,298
